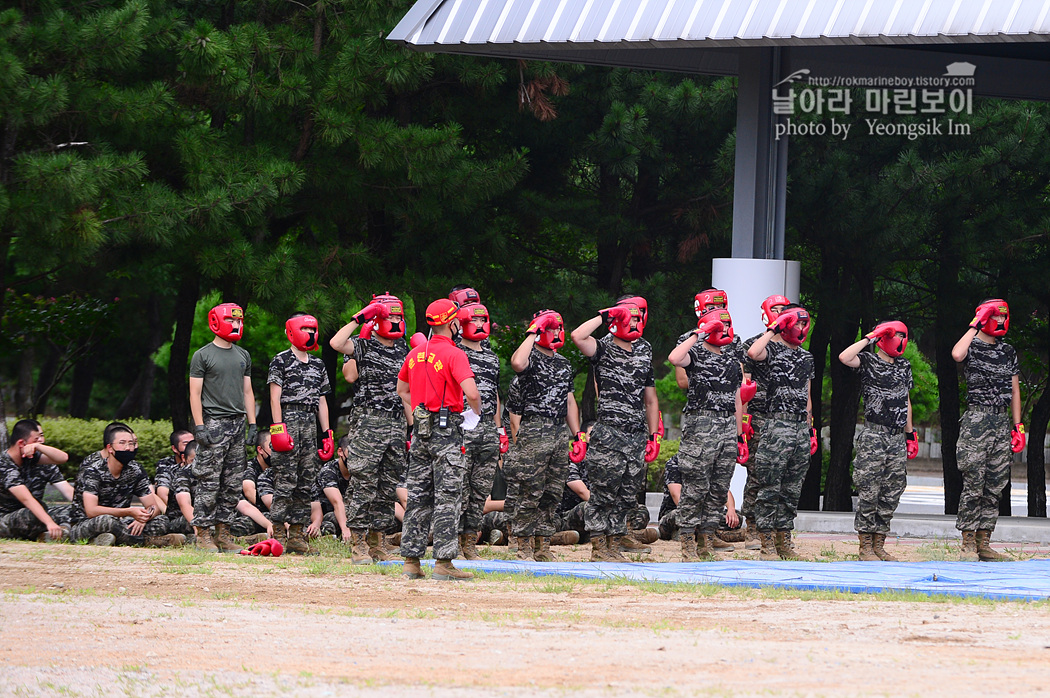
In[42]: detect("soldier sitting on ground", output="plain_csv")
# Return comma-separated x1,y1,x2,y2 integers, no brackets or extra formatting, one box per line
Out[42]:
230,431,275,538
0,419,73,542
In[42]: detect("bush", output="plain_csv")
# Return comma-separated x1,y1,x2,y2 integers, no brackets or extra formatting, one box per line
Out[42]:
37,417,175,480
647,438,679,492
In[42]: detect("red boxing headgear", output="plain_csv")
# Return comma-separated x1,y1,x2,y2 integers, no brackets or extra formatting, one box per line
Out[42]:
761,294,791,327
617,296,649,330
285,314,319,351
610,303,644,341
694,289,728,317
532,310,564,350
449,287,481,308
780,306,811,346
698,308,734,347
426,299,458,326
458,303,491,341
371,293,405,339
208,303,244,342
977,299,1010,337
873,321,908,358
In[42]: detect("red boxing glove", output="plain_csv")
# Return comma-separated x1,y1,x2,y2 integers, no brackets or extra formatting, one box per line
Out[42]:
656,412,665,439
569,432,588,464
406,436,412,453
266,538,284,557
644,433,661,463
741,413,755,441
498,427,509,454
354,301,389,325
359,321,374,340
599,305,631,326
771,312,797,334
270,423,294,452
240,540,273,556
809,427,819,456
970,302,997,331
409,332,427,349
696,318,724,337
906,430,919,460
736,435,750,465
740,379,757,404
1011,423,1026,454
318,428,335,461
526,313,555,334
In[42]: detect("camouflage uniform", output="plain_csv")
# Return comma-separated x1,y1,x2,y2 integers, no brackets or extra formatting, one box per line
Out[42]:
267,349,331,526
956,337,1018,532
558,457,647,542
0,451,71,540
740,333,770,525
400,415,468,560
343,337,408,534
850,351,913,533
747,341,815,531
69,457,170,544
507,346,573,537
676,334,740,534
153,455,177,503
583,335,653,537
459,343,501,533
657,454,740,539
165,466,197,535
314,459,350,536
229,459,274,536
501,376,522,526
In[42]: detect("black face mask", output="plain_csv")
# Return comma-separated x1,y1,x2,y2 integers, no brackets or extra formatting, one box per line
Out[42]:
24,451,41,468
260,452,271,467
451,322,462,341
113,449,137,466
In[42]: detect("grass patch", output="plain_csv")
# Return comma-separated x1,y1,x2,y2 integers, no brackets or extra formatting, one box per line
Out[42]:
159,550,214,575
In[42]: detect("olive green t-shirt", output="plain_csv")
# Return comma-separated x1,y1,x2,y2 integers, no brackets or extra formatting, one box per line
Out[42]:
189,342,252,419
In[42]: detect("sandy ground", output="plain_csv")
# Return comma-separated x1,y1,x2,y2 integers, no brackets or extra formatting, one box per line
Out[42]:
2,536,1049,697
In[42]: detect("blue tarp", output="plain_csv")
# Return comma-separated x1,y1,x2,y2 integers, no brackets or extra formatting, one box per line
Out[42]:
412,559,1050,601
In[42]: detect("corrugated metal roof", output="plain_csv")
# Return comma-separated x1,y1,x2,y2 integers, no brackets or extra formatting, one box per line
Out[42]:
389,0,1050,48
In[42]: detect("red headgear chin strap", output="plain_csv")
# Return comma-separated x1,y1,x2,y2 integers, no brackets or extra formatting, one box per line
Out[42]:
286,314,319,351
209,303,244,342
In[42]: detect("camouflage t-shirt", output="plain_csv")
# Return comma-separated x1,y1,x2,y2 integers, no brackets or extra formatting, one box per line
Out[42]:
71,458,152,523
313,460,350,514
592,335,654,432
0,451,65,515
242,460,275,510
462,345,501,417
505,376,523,416
748,341,814,415
963,337,1018,408
153,455,177,492
167,466,197,518
349,337,408,413
679,335,742,414
658,453,681,520
517,347,572,420
558,456,589,513
267,350,332,407
741,333,771,415
853,351,913,429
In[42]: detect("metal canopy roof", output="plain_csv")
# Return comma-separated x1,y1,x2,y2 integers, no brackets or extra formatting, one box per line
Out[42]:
390,0,1050,50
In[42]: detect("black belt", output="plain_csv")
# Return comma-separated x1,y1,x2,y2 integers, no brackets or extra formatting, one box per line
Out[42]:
283,403,316,413
767,411,807,423
684,409,735,417
968,405,1008,414
864,421,904,434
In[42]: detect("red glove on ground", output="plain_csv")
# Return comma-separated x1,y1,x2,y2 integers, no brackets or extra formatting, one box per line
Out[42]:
270,423,294,452
498,427,509,454
740,379,757,404
569,432,588,464
809,427,819,456
1012,423,1026,454
736,435,750,465
354,301,390,325
240,540,273,556
266,538,283,557
741,414,755,441
644,434,661,463
906,430,919,460
318,428,335,461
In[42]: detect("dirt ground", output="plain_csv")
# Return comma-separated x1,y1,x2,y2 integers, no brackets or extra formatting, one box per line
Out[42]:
2,536,1049,697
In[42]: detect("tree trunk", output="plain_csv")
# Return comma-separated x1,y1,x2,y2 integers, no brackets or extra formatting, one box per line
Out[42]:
581,366,597,425
935,238,962,515
1026,347,1050,518
168,274,199,431
116,295,164,419
15,345,34,415
69,351,97,418
30,345,60,416
824,321,861,511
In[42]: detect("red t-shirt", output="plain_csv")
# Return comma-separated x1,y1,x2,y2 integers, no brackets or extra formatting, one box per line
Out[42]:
397,335,474,412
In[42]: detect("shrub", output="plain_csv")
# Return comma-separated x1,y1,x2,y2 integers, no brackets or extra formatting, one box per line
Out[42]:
37,418,175,480
647,438,679,492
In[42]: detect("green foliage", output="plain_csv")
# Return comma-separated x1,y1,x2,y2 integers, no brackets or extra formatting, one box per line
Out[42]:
37,417,174,479
654,363,686,427
647,438,679,492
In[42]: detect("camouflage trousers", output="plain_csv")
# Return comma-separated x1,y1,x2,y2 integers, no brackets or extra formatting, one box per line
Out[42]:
192,415,247,527
400,415,467,560
583,422,648,536
0,503,71,540
229,512,265,537
740,413,767,523
70,514,170,545
956,409,1012,532
554,501,648,543
750,415,810,531
480,510,510,543
852,423,908,533
321,511,343,537
167,514,195,536
658,508,741,539
269,408,319,526
677,411,737,534
460,419,501,533
505,417,570,537
345,409,405,533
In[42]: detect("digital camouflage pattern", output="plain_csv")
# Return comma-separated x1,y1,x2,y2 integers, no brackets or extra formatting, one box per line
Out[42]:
744,341,814,415
853,352,913,429
314,459,350,515
657,453,681,521
191,415,246,527
70,513,170,544
0,503,71,539
165,465,196,533
400,416,467,560
956,409,1012,531
344,410,404,533
591,335,654,432
582,422,647,536
680,337,741,414
460,344,500,416
504,417,569,537
243,459,276,510
348,337,408,413
741,334,771,415
516,347,572,420
749,416,810,531
852,424,908,533
676,412,737,533
963,338,1018,408
71,457,153,524
461,419,500,532
269,409,319,526
267,350,332,408
153,455,178,497
0,451,66,516
559,450,589,512
505,375,523,416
